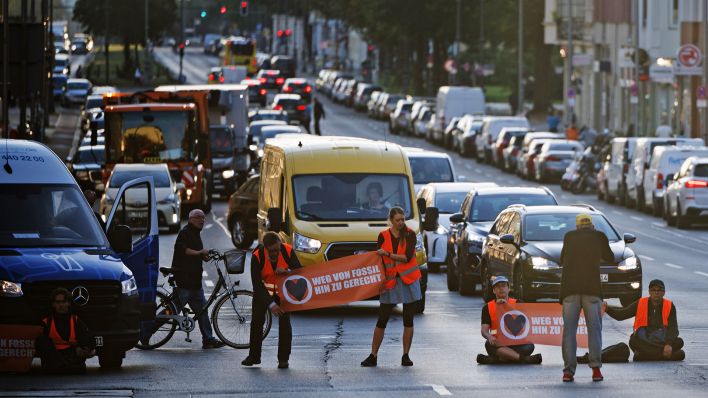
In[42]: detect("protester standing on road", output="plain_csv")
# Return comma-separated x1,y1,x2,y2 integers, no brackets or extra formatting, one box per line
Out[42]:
171,209,225,349
361,207,422,367
477,276,542,364
559,213,614,382
83,189,106,230
36,288,95,374
242,232,302,369
605,279,685,361
313,97,325,136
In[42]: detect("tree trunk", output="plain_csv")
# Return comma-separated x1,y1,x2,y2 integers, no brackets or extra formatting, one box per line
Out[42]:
412,35,425,95
122,38,132,76
529,0,552,114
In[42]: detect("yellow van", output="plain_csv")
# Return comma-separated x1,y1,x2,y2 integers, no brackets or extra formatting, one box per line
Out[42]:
257,134,429,310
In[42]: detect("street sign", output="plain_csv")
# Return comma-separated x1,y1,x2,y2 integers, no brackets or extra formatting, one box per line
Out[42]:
674,44,703,75
567,88,576,99
650,64,674,83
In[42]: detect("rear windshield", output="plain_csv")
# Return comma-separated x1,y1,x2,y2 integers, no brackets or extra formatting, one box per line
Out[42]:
275,99,300,107
524,213,620,242
435,191,467,214
85,98,103,109
110,170,171,188
77,148,105,164
67,82,89,90
470,193,557,222
409,157,453,184
694,164,708,177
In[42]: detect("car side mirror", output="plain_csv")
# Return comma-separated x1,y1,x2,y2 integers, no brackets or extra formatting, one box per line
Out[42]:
416,197,427,216
623,233,636,244
423,207,439,232
267,207,282,232
500,234,517,246
449,212,465,224
108,224,133,253
89,121,98,146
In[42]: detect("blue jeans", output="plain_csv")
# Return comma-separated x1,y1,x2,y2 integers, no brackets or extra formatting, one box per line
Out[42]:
562,294,603,374
176,288,215,343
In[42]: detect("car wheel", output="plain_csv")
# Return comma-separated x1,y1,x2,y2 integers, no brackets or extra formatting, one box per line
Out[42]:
676,203,690,229
446,251,459,291
665,200,676,226
458,273,477,296
168,223,180,234
514,268,534,302
231,217,253,249
98,350,124,369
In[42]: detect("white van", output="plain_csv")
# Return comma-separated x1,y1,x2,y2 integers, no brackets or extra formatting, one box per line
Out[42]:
643,145,708,216
627,137,703,211
476,116,530,163
604,138,638,205
435,86,485,134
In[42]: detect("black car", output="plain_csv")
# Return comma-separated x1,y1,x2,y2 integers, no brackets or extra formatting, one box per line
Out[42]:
446,187,558,296
270,55,296,79
479,205,642,305
68,145,105,192
227,175,259,249
241,78,267,107
256,69,284,89
271,94,310,130
282,78,313,102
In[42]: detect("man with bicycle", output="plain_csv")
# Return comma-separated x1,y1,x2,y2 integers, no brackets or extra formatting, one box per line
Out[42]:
242,232,302,369
171,209,225,349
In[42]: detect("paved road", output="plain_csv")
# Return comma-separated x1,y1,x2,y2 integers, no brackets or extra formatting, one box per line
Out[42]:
5,54,708,397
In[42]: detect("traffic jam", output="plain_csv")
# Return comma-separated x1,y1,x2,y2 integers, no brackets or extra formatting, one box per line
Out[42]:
1,1,708,396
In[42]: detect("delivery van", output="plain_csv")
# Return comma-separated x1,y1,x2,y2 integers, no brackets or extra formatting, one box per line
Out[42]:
435,86,485,134
257,135,429,311
0,139,159,369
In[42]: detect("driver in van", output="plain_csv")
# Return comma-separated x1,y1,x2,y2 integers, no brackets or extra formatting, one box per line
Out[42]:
362,182,388,211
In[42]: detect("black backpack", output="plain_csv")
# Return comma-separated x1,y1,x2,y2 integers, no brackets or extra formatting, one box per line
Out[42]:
577,342,630,363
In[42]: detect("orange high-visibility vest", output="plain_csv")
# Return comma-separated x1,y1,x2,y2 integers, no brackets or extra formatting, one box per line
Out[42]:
43,315,78,350
487,298,518,332
380,228,421,290
253,243,294,296
633,297,672,331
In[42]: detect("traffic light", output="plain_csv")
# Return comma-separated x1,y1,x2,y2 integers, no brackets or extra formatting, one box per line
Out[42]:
200,10,207,18
285,28,292,37
220,5,227,14
277,29,283,38
179,42,185,57
240,1,248,16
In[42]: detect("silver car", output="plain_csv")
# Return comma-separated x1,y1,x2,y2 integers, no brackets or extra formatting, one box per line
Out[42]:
63,78,92,106
533,140,584,182
664,157,708,229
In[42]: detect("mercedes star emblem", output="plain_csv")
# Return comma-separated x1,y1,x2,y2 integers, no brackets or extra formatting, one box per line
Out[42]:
71,286,90,306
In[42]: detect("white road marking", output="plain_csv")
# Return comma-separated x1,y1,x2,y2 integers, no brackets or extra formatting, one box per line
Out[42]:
695,271,708,277
428,384,452,396
652,222,665,227
665,263,683,269
205,280,215,287
212,211,231,236
630,216,644,221
204,224,214,230
638,255,654,261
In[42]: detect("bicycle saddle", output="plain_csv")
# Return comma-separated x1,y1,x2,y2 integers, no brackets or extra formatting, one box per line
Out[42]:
159,267,175,276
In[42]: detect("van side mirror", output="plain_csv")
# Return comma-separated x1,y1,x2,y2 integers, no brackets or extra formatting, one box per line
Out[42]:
108,224,133,253
267,207,282,232
416,197,427,216
623,233,636,244
423,207,439,232
449,212,465,224
89,121,98,146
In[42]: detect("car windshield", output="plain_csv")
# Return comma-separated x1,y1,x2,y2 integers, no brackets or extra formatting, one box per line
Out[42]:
401,104,413,112
695,164,708,177
409,157,454,184
67,82,89,90
435,191,467,214
55,58,68,66
109,170,171,188
275,99,300,108
293,173,413,221
85,98,103,109
253,113,288,122
210,128,233,156
470,193,557,222
77,148,105,164
524,213,620,242
230,41,254,55
0,184,108,248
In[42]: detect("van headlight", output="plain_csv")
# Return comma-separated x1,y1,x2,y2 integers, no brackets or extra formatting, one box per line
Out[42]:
293,232,322,254
222,169,235,179
121,276,138,296
0,280,23,297
531,257,560,270
416,232,424,251
618,256,638,271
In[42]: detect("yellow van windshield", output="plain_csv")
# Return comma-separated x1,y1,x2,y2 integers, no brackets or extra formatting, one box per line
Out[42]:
293,174,412,221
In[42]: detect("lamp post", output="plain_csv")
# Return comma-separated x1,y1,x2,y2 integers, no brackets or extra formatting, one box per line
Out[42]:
518,0,524,116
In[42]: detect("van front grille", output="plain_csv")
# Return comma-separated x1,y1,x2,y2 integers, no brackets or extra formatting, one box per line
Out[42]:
325,242,378,261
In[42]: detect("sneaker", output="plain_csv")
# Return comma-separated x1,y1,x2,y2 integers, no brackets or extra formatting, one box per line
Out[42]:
476,354,497,365
521,353,543,364
202,339,225,349
562,371,574,382
241,357,261,367
592,367,604,382
360,354,377,367
278,361,289,369
401,354,413,367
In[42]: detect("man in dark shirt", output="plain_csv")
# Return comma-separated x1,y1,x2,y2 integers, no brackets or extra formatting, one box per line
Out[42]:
84,189,106,230
559,213,614,382
313,97,325,136
172,209,224,349
36,288,95,374
606,279,684,361
242,232,302,369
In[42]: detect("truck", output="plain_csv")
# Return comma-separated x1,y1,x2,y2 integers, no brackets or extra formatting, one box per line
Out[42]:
223,36,258,75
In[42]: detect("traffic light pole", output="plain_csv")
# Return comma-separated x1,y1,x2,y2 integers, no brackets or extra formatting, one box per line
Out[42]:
703,1,707,144
518,0,524,116
2,0,8,138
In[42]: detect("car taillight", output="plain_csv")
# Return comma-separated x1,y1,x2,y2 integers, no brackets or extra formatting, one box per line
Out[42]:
259,88,266,95
297,105,306,111
685,180,708,188
283,86,291,92
276,78,285,85
274,105,283,110
305,86,312,93
259,77,267,84
209,74,215,81
546,155,561,162
657,173,664,189
219,76,225,83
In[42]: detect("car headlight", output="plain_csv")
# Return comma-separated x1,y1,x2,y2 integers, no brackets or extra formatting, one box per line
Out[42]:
416,232,424,251
531,256,560,270
222,169,235,179
293,232,322,254
249,144,258,151
257,149,264,157
435,225,448,235
0,280,23,297
618,256,638,271
121,276,138,296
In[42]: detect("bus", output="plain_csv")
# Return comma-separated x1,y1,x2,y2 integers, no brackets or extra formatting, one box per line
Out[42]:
223,36,257,75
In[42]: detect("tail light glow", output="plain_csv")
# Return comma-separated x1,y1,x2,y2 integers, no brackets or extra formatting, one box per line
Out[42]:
273,105,283,110
657,173,664,189
276,78,285,85
259,88,266,95
305,86,312,93
259,77,267,84
685,180,708,188
283,86,291,92
219,76,224,83
545,155,561,162
297,105,306,111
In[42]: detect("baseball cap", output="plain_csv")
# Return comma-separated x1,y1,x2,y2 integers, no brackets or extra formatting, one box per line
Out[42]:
576,213,593,226
649,279,665,290
491,275,510,286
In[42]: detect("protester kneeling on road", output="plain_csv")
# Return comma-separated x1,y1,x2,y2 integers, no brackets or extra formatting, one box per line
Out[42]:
36,288,96,374
605,279,685,361
477,276,542,365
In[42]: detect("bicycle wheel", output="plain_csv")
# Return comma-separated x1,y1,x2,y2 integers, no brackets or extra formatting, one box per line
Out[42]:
135,290,178,350
212,290,271,349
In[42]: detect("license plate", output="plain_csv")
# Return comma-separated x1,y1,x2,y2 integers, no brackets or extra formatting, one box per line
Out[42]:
129,211,148,219
95,336,104,347
600,274,609,282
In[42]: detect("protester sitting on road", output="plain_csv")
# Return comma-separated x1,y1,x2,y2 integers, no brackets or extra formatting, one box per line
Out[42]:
605,279,685,361
477,276,542,365
36,288,95,374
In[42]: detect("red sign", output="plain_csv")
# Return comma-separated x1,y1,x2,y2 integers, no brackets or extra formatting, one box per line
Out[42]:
276,252,385,312
0,325,42,372
677,44,702,68
493,302,603,348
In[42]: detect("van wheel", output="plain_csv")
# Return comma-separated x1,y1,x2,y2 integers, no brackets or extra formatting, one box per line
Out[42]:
652,197,663,217
98,350,124,369
458,274,477,296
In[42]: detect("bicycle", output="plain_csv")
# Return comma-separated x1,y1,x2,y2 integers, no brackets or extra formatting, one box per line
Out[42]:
135,249,272,350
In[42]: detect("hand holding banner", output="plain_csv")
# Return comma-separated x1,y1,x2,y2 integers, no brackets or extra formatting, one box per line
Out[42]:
276,252,385,312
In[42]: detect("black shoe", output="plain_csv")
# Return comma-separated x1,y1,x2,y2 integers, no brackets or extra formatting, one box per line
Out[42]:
476,354,498,365
278,361,289,369
633,353,646,362
202,339,226,349
521,354,543,364
401,354,413,367
241,357,261,367
361,354,377,367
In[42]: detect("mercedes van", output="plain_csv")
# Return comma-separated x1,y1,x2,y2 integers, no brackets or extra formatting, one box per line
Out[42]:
257,135,429,310
0,140,159,369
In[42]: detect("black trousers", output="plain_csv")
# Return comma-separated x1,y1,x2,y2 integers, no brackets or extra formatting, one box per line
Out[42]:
484,341,535,358
629,333,684,360
314,118,322,135
249,295,292,361
35,335,86,374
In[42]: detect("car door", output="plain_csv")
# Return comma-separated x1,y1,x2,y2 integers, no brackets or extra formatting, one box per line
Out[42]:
105,177,159,328
503,213,521,277
486,212,512,277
